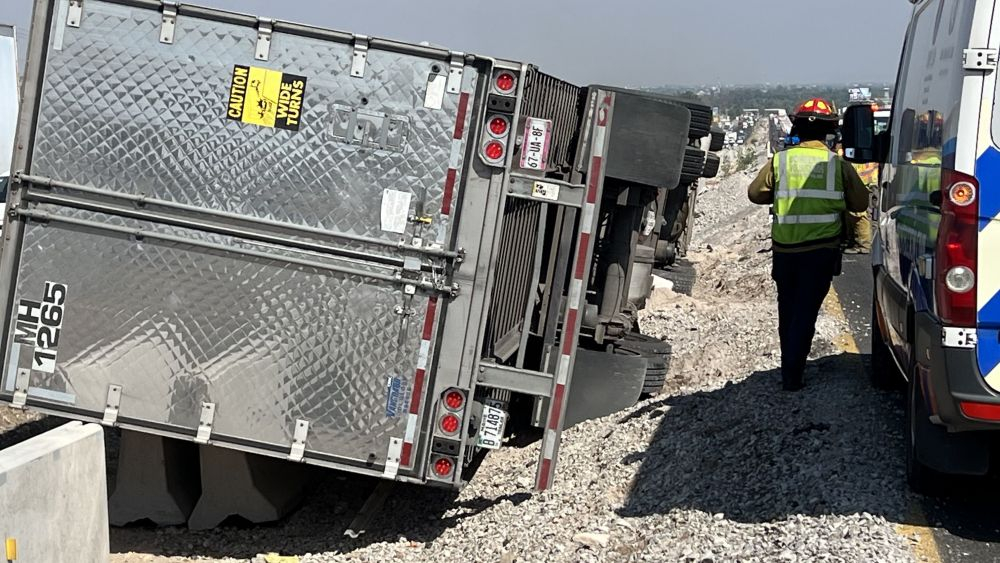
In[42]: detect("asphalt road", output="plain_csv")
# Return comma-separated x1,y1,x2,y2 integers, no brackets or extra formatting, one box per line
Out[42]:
834,254,1000,563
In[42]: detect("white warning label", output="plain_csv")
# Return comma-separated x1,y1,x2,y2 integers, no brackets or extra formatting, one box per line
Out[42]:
380,189,412,234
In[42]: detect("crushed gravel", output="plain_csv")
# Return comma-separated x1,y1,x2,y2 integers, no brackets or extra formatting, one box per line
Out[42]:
2,126,918,562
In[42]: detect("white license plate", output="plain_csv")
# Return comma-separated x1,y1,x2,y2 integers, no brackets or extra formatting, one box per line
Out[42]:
476,405,508,450
519,117,552,171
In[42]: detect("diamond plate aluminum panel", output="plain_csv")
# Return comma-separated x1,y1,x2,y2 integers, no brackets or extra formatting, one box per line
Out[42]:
32,1,473,246
4,206,433,467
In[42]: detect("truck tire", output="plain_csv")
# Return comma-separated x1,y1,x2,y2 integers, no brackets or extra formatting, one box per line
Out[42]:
680,149,706,184
870,299,903,390
614,334,672,396
702,153,721,179
709,127,725,152
656,240,677,267
642,369,667,395
660,98,711,139
589,88,711,140
669,264,696,296
654,262,696,296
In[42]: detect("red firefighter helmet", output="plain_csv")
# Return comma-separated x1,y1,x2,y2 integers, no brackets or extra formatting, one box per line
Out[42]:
793,98,838,122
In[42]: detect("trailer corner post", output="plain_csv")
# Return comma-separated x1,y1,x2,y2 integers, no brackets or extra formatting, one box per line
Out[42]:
534,90,615,492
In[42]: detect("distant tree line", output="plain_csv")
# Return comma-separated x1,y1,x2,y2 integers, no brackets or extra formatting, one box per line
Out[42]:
647,84,893,119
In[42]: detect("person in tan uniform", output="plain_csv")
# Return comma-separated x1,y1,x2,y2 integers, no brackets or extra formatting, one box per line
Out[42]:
844,161,878,253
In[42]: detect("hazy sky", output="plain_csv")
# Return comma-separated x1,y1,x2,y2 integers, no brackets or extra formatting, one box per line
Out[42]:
1,0,912,86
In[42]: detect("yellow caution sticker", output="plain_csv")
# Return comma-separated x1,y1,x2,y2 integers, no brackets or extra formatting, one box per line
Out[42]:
227,65,307,131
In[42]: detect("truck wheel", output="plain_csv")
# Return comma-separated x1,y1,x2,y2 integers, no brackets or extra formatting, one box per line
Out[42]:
906,366,943,496
662,98,711,139
702,153,721,179
668,264,696,295
660,242,677,266
614,334,671,396
709,127,725,152
870,299,902,390
681,148,706,180
642,370,667,395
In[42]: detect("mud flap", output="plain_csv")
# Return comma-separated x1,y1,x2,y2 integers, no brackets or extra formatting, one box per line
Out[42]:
563,348,646,428
914,387,991,476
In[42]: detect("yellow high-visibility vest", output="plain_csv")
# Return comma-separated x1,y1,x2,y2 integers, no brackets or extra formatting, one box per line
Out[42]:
771,146,847,246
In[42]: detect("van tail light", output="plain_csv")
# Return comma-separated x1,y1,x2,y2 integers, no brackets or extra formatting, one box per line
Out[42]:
960,401,1000,422
935,169,979,327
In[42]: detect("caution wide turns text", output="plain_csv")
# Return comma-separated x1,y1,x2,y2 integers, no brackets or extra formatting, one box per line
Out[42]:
227,65,307,131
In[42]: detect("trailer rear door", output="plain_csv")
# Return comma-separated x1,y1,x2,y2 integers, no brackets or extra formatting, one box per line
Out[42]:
1,0,476,477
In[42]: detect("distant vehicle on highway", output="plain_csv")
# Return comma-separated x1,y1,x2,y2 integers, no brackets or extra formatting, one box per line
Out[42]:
842,0,1000,493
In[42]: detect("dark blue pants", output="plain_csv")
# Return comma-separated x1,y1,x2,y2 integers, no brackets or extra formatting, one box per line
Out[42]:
771,248,841,387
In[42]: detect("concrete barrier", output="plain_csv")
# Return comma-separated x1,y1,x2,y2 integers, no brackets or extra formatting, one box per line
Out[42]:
0,421,109,562
109,430,200,527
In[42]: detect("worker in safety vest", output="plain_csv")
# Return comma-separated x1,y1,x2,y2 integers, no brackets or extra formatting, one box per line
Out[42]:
748,98,870,391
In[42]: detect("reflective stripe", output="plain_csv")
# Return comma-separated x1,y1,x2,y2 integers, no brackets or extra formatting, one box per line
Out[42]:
775,189,845,200
774,213,840,225
778,151,788,191
826,154,837,191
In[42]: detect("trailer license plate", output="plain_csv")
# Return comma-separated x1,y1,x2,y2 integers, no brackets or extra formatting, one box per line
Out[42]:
520,117,552,171
477,405,508,450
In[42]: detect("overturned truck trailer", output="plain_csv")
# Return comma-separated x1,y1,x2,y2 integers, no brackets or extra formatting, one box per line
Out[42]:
1,0,713,491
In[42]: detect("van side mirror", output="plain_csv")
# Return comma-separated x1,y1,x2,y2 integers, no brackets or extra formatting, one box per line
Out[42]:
841,105,885,164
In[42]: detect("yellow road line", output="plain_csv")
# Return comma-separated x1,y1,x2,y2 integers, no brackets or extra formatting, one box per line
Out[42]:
823,287,943,563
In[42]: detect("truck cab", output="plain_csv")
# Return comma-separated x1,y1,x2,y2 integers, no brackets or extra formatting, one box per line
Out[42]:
843,0,1000,491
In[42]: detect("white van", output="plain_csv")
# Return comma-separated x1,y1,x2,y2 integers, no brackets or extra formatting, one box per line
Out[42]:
0,24,18,199
843,0,1000,492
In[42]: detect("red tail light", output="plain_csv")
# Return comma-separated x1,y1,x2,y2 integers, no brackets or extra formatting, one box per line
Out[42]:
440,413,460,434
495,72,516,94
484,140,505,162
443,389,465,411
488,116,510,137
433,456,455,477
935,169,979,327
960,401,1000,422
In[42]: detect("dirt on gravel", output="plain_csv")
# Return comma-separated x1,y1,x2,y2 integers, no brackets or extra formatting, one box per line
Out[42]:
1,127,920,563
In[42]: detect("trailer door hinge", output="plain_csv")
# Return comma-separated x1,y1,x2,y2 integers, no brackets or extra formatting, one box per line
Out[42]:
160,2,177,44
255,17,273,61
288,419,309,462
11,369,30,409
382,437,403,479
67,0,83,28
964,48,998,71
447,53,465,94
194,402,216,444
102,384,123,425
351,35,370,78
